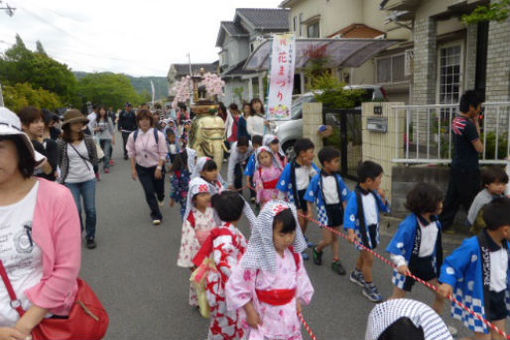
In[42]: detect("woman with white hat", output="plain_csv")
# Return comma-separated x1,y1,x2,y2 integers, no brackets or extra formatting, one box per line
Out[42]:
0,107,81,339
56,109,99,249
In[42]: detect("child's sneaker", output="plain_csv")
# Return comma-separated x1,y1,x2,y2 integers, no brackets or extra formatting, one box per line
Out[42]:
349,269,366,287
304,236,315,248
301,252,309,261
331,260,346,275
312,247,322,265
362,283,384,303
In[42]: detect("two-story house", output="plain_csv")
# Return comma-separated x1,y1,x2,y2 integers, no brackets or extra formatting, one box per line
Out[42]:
216,8,289,105
279,0,412,102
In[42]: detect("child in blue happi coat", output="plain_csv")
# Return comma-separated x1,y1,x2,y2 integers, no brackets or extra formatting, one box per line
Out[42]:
344,161,390,303
387,183,446,315
439,197,510,339
277,138,320,260
304,146,350,275
244,135,263,203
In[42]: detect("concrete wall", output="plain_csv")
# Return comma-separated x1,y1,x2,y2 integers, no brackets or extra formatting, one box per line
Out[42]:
302,102,323,164
362,102,405,202
485,16,510,102
224,35,250,67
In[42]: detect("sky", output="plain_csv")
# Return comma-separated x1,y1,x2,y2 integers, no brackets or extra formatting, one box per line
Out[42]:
0,0,282,77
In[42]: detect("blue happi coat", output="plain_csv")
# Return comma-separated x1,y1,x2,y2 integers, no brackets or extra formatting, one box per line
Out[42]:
303,171,351,226
244,153,256,177
276,161,320,205
439,236,510,334
343,188,390,249
386,213,442,289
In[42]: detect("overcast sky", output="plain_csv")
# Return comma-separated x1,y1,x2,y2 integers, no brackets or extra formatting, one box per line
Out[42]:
0,0,281,77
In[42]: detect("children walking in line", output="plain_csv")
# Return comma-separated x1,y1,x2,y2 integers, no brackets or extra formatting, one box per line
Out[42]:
227,136,253,191
253,146,283,206
245,135,263,203
386,183,446,314
169,150,191,218
467,166,508,234
305,146,351,275
193,191,248,340
226,200,314,340
277,138,320,260
262,134,287,169
177,178,216,306
344,161,390,303
439,197,510,339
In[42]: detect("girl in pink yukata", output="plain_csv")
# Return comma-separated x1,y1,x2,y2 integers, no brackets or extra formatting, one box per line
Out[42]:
253,146,283,206
263,134,287,170
226,200,314,340
177,177,216,306
193,191,248,340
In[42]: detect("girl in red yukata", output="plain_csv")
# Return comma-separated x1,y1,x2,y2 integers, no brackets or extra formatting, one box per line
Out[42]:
226,200,314,340
193,191,248,340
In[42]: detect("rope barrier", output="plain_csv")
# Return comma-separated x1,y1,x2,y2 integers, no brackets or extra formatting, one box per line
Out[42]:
299,212,510,340
298,312,318,340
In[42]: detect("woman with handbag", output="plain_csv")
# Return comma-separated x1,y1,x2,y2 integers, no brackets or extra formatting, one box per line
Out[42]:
56,109,99,249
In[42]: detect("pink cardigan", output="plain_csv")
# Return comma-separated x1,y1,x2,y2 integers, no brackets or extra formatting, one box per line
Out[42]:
24,178,82,316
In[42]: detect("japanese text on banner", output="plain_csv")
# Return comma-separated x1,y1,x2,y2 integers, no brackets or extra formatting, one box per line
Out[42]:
267,34,296,121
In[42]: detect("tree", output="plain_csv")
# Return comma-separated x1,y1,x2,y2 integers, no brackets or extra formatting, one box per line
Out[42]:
77,72,142,109
36,40,47,56
3,83,62,112
463,0,510,24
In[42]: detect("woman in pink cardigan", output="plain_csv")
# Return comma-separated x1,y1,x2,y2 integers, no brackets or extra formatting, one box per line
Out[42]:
0,107,81,340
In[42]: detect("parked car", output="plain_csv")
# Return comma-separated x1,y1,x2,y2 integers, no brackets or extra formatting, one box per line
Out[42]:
271,85,387,159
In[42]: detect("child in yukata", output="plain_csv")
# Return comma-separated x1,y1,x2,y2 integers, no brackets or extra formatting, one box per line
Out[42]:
344,161,390,303
165,129,179,163
169,150,191,218
263,134,287,170
439,197,510,340
191,157,224,194
277,138,320,260
387,183,446,314
192,191,248,340
305,146,350,275
253,146,283,206
177,177,216,306
245,135,263,203
226,200,314,340
467,166,508,235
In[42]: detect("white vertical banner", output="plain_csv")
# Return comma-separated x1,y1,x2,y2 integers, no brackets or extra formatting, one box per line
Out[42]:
267,33,296,121
150,80,155,106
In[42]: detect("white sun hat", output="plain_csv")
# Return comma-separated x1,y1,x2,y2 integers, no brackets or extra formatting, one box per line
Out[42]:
0,107,46,166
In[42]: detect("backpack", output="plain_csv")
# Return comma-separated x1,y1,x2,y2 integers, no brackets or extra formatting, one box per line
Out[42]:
133,128,159,144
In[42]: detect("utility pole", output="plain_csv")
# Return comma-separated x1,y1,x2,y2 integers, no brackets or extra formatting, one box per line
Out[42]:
0,1,15,107
187,52,194,106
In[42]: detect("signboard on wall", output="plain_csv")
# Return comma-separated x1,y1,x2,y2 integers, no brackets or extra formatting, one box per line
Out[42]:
267,34,296,121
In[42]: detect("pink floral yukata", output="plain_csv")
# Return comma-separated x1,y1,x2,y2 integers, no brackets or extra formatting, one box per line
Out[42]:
226,248,314,340
177,206,216,305
253,165,283,205
194,222,248,340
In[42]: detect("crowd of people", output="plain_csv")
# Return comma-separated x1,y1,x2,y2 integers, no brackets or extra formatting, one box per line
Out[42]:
1,89,510,340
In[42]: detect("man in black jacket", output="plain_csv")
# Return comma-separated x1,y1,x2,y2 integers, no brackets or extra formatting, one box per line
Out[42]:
118,103,137,160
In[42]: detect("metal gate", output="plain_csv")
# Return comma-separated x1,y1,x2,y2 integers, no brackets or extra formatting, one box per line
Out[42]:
322,108,362,180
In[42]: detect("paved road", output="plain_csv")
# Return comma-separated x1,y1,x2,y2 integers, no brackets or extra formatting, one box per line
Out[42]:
81,140,471,340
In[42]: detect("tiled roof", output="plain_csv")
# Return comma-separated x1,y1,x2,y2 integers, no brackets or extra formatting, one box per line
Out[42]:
172,62,218,77
221,59,257,78
236,8,289,30
328,23,385,39
221,21,249,36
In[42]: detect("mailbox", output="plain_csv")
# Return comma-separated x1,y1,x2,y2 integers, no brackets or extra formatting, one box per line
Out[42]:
367,117,388,133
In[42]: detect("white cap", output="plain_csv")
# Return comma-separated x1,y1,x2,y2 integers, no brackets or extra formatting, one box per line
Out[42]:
0,107,46,166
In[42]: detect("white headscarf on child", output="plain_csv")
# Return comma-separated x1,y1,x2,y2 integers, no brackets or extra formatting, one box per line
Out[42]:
263,134,285,167
365,299,452,340
186,147,197,174
191,156,210,179
240,200,307,272
253,146,275,171
183,177,212,221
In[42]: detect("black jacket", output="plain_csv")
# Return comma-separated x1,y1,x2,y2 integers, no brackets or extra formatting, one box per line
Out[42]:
118,110,137,132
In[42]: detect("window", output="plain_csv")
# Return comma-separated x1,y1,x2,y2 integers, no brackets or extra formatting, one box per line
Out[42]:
299,13,303,36
250,43,254,52
376,54,406,84
438,45,462,104
307,21,320,38
293,16,297,32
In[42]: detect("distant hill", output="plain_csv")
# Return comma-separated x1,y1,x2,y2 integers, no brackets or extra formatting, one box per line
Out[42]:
74,71,169,100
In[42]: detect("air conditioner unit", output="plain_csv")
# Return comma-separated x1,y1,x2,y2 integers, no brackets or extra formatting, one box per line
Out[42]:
404,48,414,76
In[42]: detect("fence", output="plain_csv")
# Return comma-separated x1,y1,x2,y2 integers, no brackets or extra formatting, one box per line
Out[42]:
392,102,510,164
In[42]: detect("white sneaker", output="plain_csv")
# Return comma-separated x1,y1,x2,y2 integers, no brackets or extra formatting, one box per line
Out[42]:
158,200,164,207
447,325,458,337
152,219,161,225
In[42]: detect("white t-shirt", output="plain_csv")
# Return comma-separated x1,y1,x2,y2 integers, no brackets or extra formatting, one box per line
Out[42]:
296,166,317,191
361,193,378,226
0,182,43,326
65,141,95,183
490,248,508,292
322,176,340,204
246,115,265,137
418,220,439,258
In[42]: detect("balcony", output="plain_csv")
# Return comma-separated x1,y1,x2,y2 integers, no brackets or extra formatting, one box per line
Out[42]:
380,0,421,11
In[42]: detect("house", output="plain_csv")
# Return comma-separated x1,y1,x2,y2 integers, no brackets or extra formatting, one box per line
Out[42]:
167,62,218,99
380,0,510,106
279,0,412,102
216,8,289,105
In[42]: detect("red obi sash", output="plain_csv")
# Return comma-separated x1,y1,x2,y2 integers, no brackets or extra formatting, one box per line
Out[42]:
259,168,279,189
256,288,296,306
